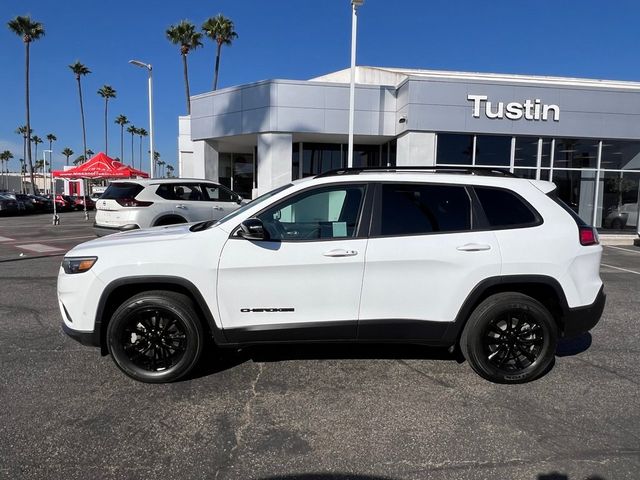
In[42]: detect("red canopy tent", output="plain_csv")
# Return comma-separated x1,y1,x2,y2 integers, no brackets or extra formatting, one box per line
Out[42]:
53,152,149,179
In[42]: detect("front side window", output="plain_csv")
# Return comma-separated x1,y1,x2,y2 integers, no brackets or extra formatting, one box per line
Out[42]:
380,184,471,236
256,185,365,241
203,184,236,202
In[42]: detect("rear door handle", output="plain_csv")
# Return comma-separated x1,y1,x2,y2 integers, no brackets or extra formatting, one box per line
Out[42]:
323,249,358,257
456,243,491,252
213,206,223,211
176,204,187,209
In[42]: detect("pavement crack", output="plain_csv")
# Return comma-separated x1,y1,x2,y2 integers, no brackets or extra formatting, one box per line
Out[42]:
214,362,264,480
396,359,455,389
572,356,640,386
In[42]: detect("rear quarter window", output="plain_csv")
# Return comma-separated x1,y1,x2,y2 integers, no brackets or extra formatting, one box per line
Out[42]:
101,183,144,200
474,186,541,228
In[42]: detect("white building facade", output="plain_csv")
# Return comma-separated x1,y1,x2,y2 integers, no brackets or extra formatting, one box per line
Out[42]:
179,66,640,231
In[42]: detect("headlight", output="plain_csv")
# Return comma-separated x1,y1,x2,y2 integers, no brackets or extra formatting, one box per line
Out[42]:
62,256,98,274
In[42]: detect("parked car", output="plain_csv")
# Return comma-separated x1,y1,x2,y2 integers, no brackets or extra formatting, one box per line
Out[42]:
0,194,19,215
45,194,74,211
93,178,245,236
71,195,96,211
60,166,605,384
604,202,638,229
28,195,54,212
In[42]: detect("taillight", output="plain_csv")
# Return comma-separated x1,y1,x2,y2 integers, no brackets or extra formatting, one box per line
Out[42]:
116,197,153,207
579,226,599,246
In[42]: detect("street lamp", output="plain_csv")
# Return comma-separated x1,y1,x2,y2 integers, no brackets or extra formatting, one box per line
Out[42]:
129,59,155,178
347,0,364,168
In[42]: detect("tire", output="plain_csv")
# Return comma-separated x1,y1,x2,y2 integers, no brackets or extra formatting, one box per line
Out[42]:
610,218,624,230
106,290,204,383
460,292,558,384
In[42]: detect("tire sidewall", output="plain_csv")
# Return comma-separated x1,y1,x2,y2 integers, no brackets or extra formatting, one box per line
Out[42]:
462,294,557,384
107,294,203,383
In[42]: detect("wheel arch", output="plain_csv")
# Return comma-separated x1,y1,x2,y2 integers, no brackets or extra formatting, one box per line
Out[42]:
153,214,187,227
444,275,570,345
95,276,226,354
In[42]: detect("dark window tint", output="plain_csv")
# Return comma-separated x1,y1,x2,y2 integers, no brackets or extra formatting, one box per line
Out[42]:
436,134,474,165
100,183,143,200
203,184,236,202
380,184,471,236
156,184,203,201
475,187,538,227
474,135,511,166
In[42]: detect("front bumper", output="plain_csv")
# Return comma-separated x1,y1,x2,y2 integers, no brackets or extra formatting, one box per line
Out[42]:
561,285,606,338
93,222,140,237
61,322,101,348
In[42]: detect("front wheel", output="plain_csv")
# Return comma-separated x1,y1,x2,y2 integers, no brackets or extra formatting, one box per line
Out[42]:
107,290,204,383
460,292,557,384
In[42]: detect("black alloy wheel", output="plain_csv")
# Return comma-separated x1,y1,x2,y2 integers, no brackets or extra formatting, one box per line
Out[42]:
107,291,204,383
460,292,557,384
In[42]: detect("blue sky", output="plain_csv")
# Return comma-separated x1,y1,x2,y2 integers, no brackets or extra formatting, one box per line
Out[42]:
1,0,639,174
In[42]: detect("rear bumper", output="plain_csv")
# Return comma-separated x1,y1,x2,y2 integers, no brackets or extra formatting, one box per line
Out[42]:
561,285,606,338
93,222,140,237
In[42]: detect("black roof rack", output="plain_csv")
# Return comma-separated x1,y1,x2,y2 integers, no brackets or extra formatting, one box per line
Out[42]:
315,166,517,179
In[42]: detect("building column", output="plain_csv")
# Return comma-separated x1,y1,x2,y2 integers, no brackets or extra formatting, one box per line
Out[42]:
396,131,437,166
257,133,292,196
178,116,219,181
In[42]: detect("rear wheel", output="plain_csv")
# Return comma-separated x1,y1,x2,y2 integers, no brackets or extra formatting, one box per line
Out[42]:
107,290,204,383
460,292,557,384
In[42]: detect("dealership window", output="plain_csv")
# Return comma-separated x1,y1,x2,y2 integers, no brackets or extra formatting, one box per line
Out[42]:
218,152,254,198
302,143,343,177
551,169,596,224
436,134,474,165
474,135,511,167
514,137,539,168
599,140,640,171
554,139,599,169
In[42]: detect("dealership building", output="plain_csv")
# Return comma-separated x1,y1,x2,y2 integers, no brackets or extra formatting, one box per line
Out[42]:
178,66,640,231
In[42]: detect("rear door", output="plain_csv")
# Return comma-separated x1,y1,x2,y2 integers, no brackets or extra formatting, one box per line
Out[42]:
155,183,211,222
95,182,144,227
358,182,502,342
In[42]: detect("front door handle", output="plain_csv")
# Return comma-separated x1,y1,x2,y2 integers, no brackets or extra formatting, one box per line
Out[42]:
323,249,358,257
213,206,223,211
456,243,491,252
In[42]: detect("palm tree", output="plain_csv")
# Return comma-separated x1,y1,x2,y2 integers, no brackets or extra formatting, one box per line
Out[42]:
114,114,129,162
73,155,85,166
202,14,238,90
61,147,74,166
0,150,13,189
127,125,137,167
86,149,94,158
34,159,44,174
97,85,117,155
15,125,30,191
138,128,148,172
8,16,45,194
31,135,43,172
46,133,56,170
166,20,202,114
69,61,91,161
166,164,174,178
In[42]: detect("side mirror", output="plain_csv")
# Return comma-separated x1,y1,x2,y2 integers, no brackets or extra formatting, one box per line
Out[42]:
235,195,243,205
238,218,269,241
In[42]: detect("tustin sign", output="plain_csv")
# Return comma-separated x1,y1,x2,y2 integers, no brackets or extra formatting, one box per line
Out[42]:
468,94,560,121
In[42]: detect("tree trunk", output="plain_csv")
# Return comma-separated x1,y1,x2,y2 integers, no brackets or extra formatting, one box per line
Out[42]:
182,53,191,114
21,135,26,193
131,133,135,169
25,42,35,194
77,77,87,161
139,136,142,170
104,99,108,155
213,42,222,90
120,125,124,162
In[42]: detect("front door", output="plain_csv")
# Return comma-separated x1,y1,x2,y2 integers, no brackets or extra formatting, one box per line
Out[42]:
217,183,370,342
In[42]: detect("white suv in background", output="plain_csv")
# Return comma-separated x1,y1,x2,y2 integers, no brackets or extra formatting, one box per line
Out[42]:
59,167,605,384
94,178,245,236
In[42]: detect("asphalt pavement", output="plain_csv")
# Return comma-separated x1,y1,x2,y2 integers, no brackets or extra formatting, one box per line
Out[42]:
0,213,639,480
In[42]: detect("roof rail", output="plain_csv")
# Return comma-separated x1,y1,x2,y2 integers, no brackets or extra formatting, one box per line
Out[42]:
315,166,517,178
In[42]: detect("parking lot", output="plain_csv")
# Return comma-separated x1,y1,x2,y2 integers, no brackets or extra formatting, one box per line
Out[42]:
1,213,638,480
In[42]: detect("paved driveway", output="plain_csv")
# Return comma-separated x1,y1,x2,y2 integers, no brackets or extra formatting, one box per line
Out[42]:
0,218,638,479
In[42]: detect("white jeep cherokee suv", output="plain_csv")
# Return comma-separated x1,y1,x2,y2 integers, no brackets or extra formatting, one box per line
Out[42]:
94,178,245,236
59,167,605,384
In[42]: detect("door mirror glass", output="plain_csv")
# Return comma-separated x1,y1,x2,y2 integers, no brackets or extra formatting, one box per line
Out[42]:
238,218,269,241
236,195,243,205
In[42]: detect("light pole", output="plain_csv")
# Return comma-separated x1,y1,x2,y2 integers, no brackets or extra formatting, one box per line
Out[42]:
43,149,59,224
347,0,364,169
129,59,155,178
42,149,52,195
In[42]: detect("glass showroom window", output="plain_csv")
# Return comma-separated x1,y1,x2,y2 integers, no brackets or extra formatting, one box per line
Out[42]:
474,135,511,167
436,134,474,165
552,169,596,224
554,138,599,169
302,143,343,177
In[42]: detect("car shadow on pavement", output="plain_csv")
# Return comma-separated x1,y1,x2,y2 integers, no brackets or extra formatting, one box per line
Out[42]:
255,474,396,480
187,342,461,380
555,332,592,357
538,473,606,480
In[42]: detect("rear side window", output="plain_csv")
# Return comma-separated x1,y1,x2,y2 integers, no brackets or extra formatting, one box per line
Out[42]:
100,183,143,200
156,184,204,201
380,184,471,236
474,187,539,228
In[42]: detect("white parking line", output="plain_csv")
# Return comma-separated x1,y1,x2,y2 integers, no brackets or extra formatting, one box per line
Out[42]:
601,263,640,275
17,243,64,253
605,245,640,255
0,236,15,242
